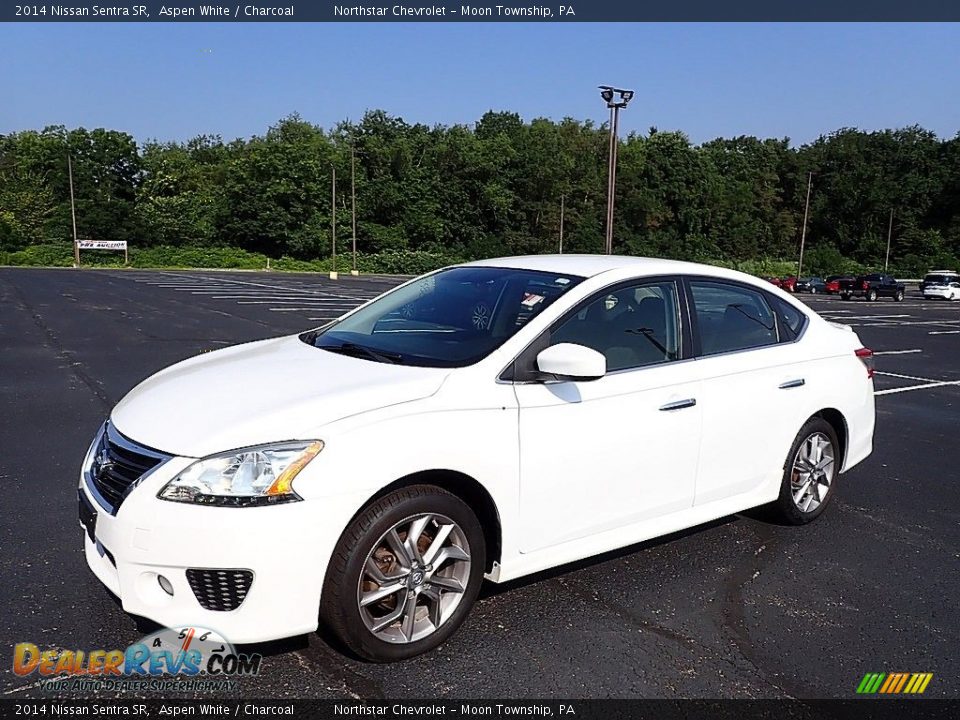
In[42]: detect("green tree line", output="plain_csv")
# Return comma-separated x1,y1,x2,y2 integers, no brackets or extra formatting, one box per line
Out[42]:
2,111,959,275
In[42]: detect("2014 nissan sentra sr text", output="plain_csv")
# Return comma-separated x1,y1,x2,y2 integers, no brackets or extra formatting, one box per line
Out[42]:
79,256,875,661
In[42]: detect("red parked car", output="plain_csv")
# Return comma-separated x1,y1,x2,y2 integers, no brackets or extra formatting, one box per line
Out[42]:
764,276,783,288
825,275,851,295
780,276,797,293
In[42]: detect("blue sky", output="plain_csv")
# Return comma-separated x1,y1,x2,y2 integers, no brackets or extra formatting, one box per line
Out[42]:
3,23,958,145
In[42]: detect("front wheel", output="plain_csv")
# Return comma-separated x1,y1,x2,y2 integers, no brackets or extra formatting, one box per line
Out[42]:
809,287,817,294
867,289,878,301
840,293,850,301
772,418,839,525
320,485,486,662
894,290,904,302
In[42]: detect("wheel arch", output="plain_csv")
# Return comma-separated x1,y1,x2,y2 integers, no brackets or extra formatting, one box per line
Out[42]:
811,408,848,470
346,469,502,573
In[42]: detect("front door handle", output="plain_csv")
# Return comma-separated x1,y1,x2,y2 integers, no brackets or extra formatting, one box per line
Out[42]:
659,398,697,411
778,378,806,389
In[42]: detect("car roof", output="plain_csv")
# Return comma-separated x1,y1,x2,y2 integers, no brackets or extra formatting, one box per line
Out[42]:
460,254,750,281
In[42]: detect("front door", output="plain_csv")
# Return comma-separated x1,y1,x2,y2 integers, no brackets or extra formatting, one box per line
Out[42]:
514,279,702,553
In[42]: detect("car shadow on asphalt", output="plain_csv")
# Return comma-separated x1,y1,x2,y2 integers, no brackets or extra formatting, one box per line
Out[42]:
94,507,788,663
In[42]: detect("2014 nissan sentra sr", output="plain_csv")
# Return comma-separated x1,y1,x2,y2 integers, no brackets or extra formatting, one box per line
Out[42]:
79,256,875,661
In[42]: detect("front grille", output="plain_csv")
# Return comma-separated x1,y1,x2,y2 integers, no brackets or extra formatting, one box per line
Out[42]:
186,569,254,611
87,423,169,513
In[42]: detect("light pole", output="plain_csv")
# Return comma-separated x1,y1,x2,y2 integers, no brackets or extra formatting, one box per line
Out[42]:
351,145,358,275
884,209,894,273
67,151,79,267
330,165,337,280
797,172,813,278
558,194,565,254
599,85,634,255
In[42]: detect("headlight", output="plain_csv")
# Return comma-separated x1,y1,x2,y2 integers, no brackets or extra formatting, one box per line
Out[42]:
158,441,324,507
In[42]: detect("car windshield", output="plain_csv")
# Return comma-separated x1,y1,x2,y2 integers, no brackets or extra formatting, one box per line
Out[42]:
300,266,584,368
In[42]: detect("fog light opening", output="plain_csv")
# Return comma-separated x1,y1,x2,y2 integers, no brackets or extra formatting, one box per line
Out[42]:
158,574,174,596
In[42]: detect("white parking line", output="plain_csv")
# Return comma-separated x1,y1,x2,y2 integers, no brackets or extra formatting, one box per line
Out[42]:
268,307,350,312
236,300,357,306
823,314,912,320
874,371,940,383
875,380,960,396
853,320,960,328
929,330,960,335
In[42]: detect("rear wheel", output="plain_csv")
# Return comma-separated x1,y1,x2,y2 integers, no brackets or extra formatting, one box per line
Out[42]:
320,485,485,662
773,418,839,525
867,289,878,301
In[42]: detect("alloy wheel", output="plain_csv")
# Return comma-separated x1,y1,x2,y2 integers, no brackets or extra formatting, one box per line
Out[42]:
357,514,472,644
790,432,835,513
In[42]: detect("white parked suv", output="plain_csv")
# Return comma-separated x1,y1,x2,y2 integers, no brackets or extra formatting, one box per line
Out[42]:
921,271,960,300
79,256,876,661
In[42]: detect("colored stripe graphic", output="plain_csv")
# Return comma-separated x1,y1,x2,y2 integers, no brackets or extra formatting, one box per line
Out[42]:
857,672,932,694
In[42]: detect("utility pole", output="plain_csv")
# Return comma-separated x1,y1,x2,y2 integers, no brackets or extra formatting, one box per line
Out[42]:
330,166,337,280
884,209,894,273
68,152,79,267
558,194,565,254
351,146,358,275
599,86,634,255
797,172,813,277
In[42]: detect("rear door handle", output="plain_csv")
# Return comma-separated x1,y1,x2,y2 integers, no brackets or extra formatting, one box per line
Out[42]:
778,379,806,389
659,398,697,411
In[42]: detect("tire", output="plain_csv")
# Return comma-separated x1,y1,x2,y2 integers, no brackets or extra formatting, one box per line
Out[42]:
840,293,850,301
867,289,878,302
320,485,486,662
894,289,904,302
809,287,817,295
772,418,840,525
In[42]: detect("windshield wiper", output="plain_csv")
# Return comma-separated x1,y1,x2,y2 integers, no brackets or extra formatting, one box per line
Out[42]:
320,342,404,364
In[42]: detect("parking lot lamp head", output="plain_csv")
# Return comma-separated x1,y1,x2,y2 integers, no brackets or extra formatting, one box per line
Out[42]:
599,86,634,254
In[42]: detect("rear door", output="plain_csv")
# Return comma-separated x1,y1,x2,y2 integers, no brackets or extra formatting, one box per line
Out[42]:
685,278,811,506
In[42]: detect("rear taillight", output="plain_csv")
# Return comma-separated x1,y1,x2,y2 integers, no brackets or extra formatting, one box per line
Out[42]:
855,347,875,379
861,280,869,290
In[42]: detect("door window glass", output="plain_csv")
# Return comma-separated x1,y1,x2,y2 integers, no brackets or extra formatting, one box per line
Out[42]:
690,281,778,355
550,281,680,371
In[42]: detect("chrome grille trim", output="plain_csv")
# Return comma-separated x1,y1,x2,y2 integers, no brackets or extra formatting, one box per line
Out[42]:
83,421,171,515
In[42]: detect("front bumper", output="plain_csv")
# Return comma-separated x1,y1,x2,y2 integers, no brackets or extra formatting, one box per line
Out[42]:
78,436,367,644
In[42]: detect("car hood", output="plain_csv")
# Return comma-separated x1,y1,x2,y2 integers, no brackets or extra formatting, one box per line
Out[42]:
111,335,451,457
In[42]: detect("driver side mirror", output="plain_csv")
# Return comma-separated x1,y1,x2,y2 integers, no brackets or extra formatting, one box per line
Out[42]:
536,343,606,382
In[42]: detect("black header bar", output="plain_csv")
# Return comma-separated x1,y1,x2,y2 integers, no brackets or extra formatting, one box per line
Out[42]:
3,1,960,22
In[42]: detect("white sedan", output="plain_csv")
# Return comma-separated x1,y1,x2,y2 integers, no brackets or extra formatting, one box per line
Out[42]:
78,256,875,661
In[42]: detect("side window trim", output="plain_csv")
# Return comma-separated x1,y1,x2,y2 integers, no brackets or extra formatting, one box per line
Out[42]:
500,274,688,382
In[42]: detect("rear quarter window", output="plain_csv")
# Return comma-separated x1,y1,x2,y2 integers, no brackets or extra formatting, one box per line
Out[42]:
770,296,808,341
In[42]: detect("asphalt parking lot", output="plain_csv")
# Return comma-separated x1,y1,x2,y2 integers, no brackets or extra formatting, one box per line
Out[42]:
1,267,958,699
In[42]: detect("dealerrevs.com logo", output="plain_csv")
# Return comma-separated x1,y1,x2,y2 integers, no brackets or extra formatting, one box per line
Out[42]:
13,626,262,693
